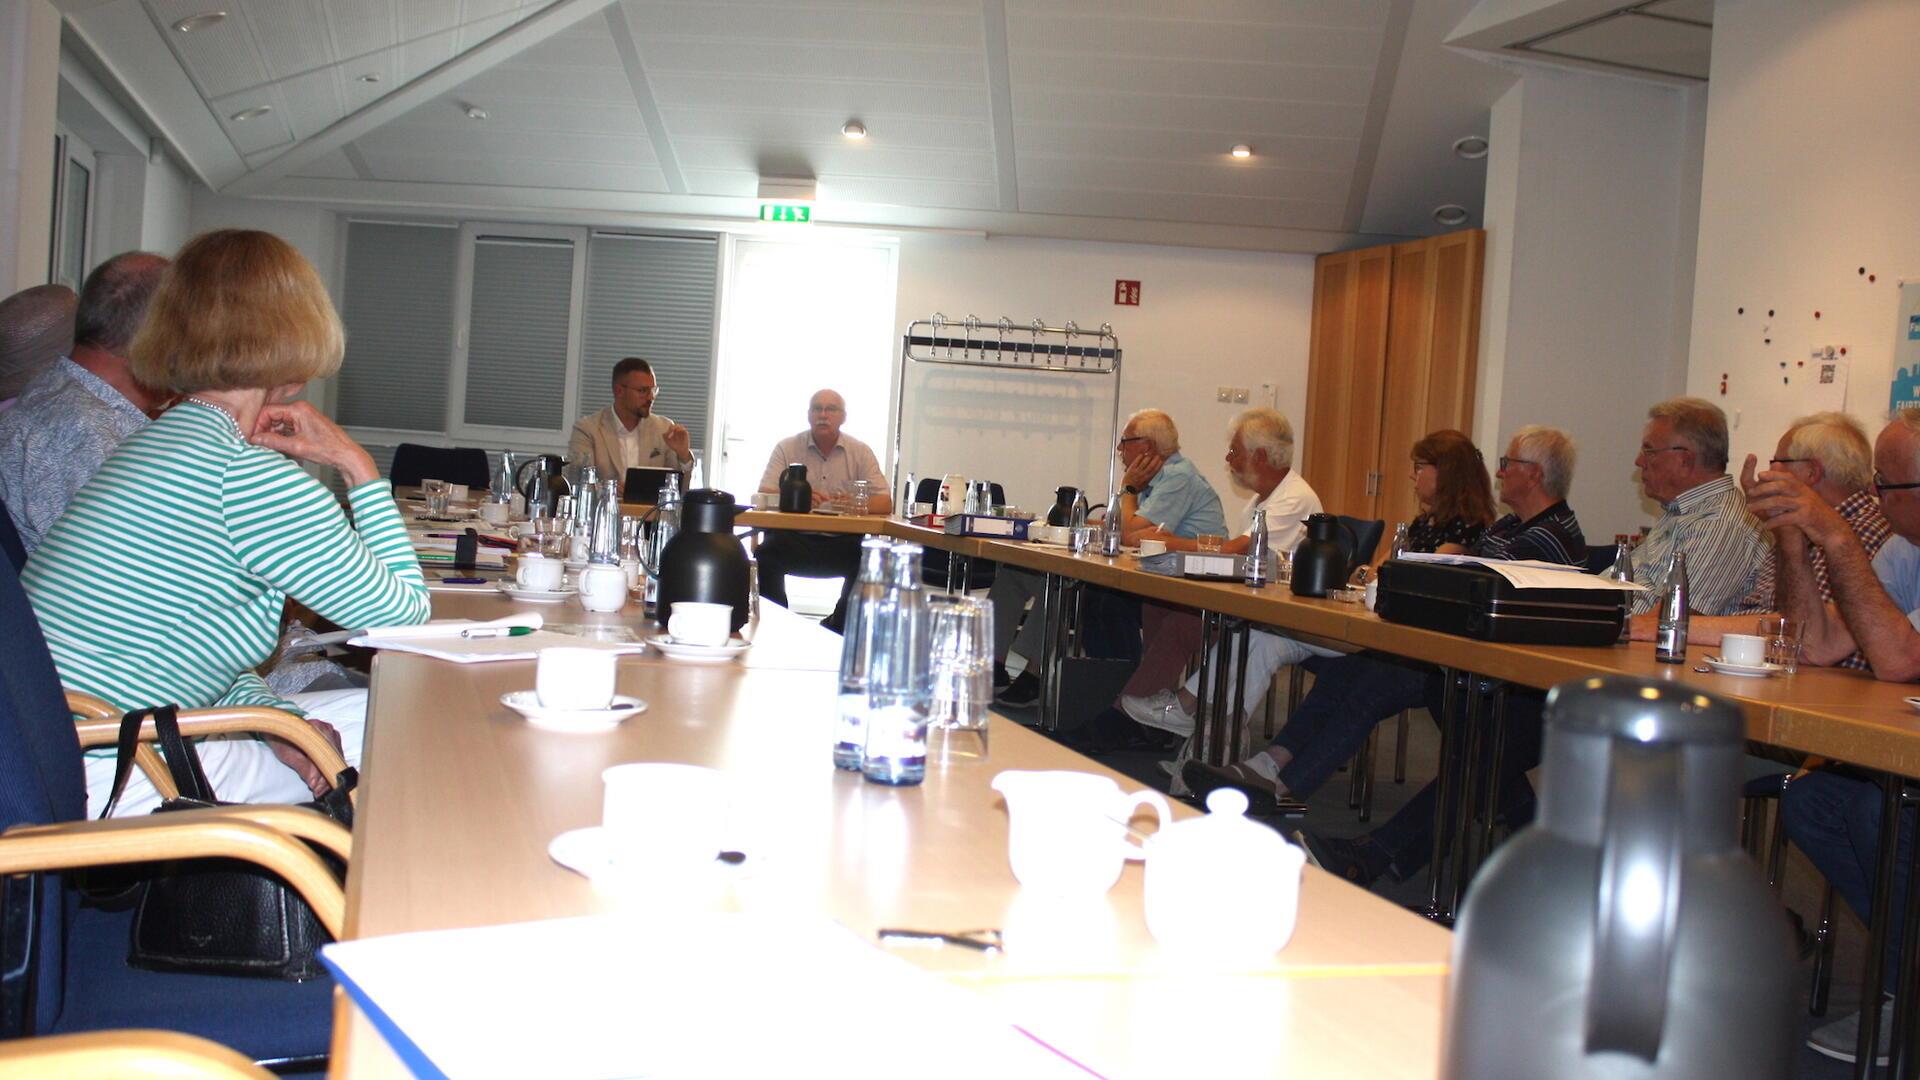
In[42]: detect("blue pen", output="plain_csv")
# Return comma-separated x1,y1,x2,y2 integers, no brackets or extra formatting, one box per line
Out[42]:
441,577,486,585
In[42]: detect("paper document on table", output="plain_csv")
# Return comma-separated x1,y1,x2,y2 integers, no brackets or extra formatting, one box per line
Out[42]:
1395,551,1646,592
350,630,647,664
322,913,1105,1080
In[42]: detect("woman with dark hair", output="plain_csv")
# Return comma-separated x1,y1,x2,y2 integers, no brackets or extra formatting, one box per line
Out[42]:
1405,428,1497,554
24,229,430,816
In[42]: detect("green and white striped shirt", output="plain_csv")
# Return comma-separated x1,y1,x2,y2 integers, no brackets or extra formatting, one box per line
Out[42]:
24,400,429,717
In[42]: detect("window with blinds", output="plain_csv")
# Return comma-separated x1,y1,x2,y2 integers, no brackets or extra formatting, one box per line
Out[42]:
336,221,457,432
578,233,719,454
462,234,577,434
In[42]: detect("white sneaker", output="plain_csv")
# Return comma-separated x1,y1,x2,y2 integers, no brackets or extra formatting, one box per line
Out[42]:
1119,690,1195,737
1808,996,1893,1066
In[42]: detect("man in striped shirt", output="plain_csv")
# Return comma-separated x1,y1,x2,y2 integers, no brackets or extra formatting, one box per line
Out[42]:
1614,396,1768,616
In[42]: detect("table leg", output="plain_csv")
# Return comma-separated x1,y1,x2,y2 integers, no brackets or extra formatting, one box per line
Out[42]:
1445,677,1490,919
1889,786,1920,1080
1227,622,1252,764
1474,683,1511,881
1857,773,1905,1078
1037,573,1066,732
1193,611,1220,762
1422,669,1463,922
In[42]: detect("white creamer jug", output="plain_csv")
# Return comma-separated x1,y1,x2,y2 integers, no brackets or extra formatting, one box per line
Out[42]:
991,770,1169,895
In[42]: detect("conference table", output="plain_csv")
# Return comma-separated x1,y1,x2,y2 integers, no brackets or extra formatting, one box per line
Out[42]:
332,506,1920,1078
330,557,1455,1077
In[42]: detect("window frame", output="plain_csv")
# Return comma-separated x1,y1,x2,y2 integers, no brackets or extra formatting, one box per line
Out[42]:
48,126,97,290
444,221,590,450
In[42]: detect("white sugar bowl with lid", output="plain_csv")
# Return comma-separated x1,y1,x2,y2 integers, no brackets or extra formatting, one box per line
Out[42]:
1143,787,1307,958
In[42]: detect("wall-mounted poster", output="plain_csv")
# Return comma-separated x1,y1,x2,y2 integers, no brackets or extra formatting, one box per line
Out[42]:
1891,282,1920,412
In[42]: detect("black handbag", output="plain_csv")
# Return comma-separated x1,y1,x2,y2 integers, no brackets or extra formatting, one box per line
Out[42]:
100,704,353,981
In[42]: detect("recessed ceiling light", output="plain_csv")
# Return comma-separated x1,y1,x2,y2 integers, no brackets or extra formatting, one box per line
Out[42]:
1433,204,1471,226
172,11,227,33
465,104,488,121
841,120,867,140
1452,134,1490,160
228,105,272,122
356,73,381,84
1230,144,1253,159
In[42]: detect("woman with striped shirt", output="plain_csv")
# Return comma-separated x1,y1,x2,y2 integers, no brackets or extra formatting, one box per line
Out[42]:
24,229,429,816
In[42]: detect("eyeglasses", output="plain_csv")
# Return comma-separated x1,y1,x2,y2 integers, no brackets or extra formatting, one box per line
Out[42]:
1638,445,1690,457
809,405,845,415
1873,471,1920,493
1118,436,1148,445
1410,460,1436,471
1497,456,1537,470
1768,457,1811,467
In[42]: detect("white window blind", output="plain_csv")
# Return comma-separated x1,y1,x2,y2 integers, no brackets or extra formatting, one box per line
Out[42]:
336,221,456,431
464,234,576,432
578,233,719,453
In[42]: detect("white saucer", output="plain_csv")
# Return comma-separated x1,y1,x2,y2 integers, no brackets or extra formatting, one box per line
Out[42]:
497,582,573,603
1702,656,1783,677
1904,696,1920,715
647,633,750,664
500,690,645,733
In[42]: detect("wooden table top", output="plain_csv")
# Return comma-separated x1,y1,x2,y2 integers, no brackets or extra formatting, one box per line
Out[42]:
335,594,1450,1077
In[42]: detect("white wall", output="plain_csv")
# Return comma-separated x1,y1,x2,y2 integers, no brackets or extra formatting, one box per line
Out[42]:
893,234,1315,520
141,150,193,255
1473,62,1705,540
1,0,59,293
189,188,338,295
1686,0,1920,467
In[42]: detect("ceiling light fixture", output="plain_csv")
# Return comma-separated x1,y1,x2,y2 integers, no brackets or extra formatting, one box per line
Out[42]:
357,73,382,83
1433,204,1471,227
841,120,867,140
1230,144,1253,159
172,11,227,33
228,105,272,122
1452,134,1490,160
465,104,489,121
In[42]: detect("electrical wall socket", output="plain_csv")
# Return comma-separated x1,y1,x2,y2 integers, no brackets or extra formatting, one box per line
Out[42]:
1216,386,1232,402
1232,387,1249,403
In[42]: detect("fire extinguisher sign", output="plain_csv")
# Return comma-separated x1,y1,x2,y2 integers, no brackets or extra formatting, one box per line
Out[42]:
1114,280,1141,306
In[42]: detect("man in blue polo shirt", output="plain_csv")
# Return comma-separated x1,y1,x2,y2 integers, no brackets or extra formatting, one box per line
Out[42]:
992,408,1225,707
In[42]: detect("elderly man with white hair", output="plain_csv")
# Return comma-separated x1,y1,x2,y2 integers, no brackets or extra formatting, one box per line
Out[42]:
991,407,1226,707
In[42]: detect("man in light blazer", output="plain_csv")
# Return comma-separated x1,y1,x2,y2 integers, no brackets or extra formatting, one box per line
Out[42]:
568,357,693,483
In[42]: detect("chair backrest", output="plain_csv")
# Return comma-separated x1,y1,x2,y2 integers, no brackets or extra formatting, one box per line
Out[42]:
1584,544,1618,574
389,443,491,490
0,552,88,1035
911,478,1005,508
1336,515,1386,567
0,496,25,573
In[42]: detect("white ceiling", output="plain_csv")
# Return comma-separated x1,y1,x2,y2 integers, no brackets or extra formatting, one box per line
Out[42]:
55,0,1705,252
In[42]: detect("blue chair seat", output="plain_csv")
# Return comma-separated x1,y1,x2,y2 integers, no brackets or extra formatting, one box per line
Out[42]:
53,902,334,1062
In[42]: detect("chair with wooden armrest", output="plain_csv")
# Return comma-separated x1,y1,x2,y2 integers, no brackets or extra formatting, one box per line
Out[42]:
64,691,354,807
0,549,340,1071
0,1028,275,1079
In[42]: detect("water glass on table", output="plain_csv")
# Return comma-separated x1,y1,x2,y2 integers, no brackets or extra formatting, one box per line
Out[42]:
1195,534,1225,554
1757,615,1802,674
421,478,450,517
927,594,993,763
851,480,871,516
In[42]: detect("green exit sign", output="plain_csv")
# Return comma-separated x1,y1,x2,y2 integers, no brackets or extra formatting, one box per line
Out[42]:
759,203,812,223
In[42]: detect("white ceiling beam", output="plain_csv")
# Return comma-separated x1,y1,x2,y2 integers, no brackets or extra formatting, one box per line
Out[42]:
605,4,686,196
1344,0,1414,233
979,0,1020,213
223,0,622,196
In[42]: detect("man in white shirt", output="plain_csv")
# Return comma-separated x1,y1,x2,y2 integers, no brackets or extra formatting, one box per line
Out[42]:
568,357,692,483
754,389,891,630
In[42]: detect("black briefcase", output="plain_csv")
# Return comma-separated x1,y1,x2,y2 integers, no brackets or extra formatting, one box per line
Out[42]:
1374,560,1626,646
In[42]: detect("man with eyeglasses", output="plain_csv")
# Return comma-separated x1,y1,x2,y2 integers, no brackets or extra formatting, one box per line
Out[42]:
568,356,693,482
1610,396,1768,617
752,388,891,631
1746,408,1920,1065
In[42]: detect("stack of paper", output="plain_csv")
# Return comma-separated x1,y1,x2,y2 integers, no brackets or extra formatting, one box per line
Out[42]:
323,913,1103,1079
351,616,650,663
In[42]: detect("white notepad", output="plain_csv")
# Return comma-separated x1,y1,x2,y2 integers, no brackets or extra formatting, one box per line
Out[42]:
322,913,1104,1079
350,617,649,663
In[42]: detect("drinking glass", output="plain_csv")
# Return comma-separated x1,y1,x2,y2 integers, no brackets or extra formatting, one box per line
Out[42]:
1196,534,1225,553
421,478,450,517
1758,615,1803,674
851,480,871,515
927,594,993,763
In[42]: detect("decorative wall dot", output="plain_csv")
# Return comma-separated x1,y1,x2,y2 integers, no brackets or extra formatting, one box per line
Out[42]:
1765,338,1772,345
1861,267,1868,275
1871,275,1878,283
1783,377,1790,384
1738,307,1745,315
1841,346,1849,356
1768,309,1776,317
1815,311,1822,319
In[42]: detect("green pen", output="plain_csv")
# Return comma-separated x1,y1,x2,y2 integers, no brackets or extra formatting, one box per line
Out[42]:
460,626,535,639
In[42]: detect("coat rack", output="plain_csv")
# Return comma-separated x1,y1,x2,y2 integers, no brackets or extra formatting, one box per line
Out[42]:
890,314,1125,502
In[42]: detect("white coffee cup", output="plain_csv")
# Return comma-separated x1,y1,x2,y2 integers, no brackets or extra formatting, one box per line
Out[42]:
536,647,617,710
1721,633,1768,666
669,601,733,646
577,564,628,613
601,763,728,873
447,483,470,503
1137,538,1167,557
515,553,563,592
478,500,510,526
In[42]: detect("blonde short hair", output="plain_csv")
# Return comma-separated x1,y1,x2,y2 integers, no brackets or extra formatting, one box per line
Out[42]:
1783,412,1873,494
1231,407,1294,469
130,229,344,393
1127,408,1179,454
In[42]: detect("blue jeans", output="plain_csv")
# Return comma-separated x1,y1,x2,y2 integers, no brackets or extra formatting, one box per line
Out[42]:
1369,683,1546,877
1272,653,1432,798
1783,768,1918,990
